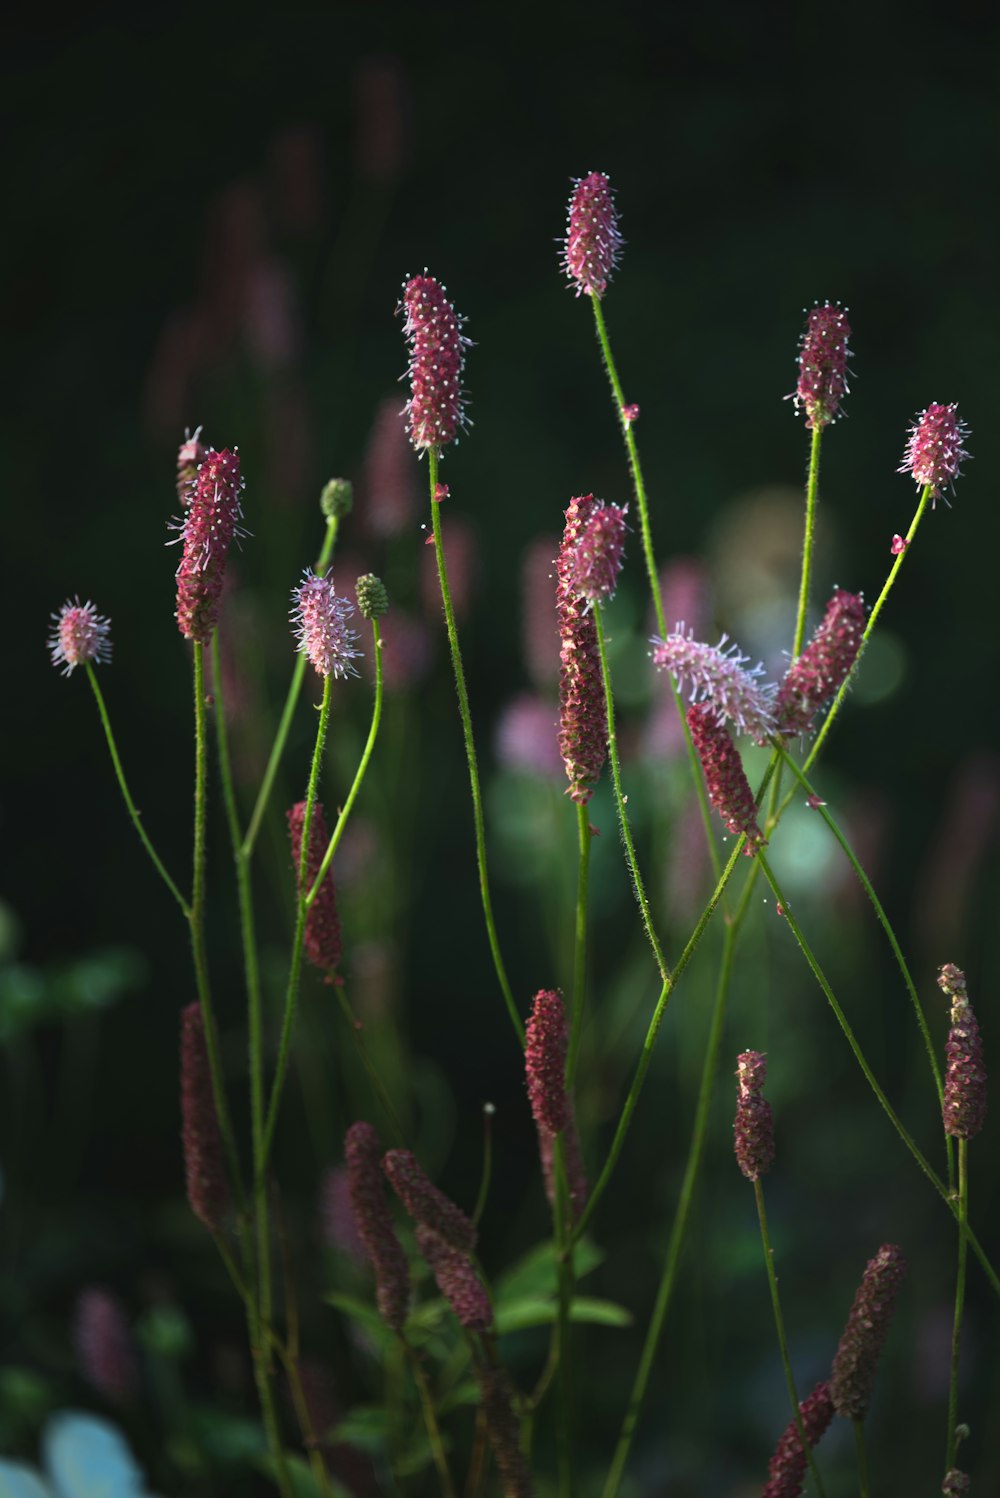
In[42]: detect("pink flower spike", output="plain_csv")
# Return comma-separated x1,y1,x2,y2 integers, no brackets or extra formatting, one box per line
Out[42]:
733,1050,774,1181
525,989,570,1134
890,533,908,555
790,302,852,429
180,1002,231,1233
415,1226,492,1331
344,1122,411,1330
175,447,246,644
938,963,987,1140
687,703,766,853
557,496,607,803
382,1149,477,1254
776,588,866,737
400,273,469,452
568,501,628,604
291,569,361,680
830,1243,907,1419
651,631,777,744
761,1382,834,1498
48,598,112,676
899,401,970,507
288,800,342,976
563,170,623,299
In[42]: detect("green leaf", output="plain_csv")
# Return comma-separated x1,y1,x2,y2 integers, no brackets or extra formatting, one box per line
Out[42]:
496,1296,632,1334
329,1405,391,1453
322,1292,393,1350
494,1238,604,1308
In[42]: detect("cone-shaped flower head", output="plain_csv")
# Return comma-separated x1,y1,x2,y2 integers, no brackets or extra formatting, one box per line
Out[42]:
525,989,570,1134
320,476,353,521
356,573,389,620
382,1148,477,1254
288,800,342,976
48,599,112,676
344,1121,411,1331
175,448,245,644
291,569,361,680
733,1050,775,1181
566,501,628,604
400,273,469,451
176,427,208,508
652,630,777,744
899,402,970,506
563,170,623,299
687,703,765,853
477,1366,534,1498
180,1002,231,1233
776,589,866,736
415,1225,492,1331
75,1287,138,1403
557,495,607,803
761,1382,834,1498
830,1243,907,1419
791,302,852,429
938,963,987,1140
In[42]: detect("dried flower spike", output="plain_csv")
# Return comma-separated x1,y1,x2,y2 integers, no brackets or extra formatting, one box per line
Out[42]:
761,1382,834,1498
75,1287,138,1403
938,963,987,1140
687,703,765,853
175,448,245,644
557,496,607,803
288,800,342,976
400,273,469,451
567,501,628,604
382,1149,477,1254
180,1002,231,1233
344,1122,411,1330
733,1050,774,1181
415,1225,492,1331
791,302,852,428
830,1243,907,1419
563,170,623,299
899,402,970,506
48,599,112,676
291,569,361,680
775,588,866,737
525,990,570,1135
651,630,777,744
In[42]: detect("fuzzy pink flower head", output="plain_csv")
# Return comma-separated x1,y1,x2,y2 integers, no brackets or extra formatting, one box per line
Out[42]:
48,599,112,676
175,448,245,644
687,703,766,853
830,1243,907,1420
651,630,777,744
180,1002,231,1233
176,426,208,508
733,1050,775,1181
416,1226,492,1331
791,302,852,428
291,569,361,680
288,800,342,975
761,1382,834,1498
563,170,623,299
899,402,970,506
400,273,469,451
525,989,570,1135
345,1122,411,1330
75,1287,138,1404
382,1149,477,1255
557,495,607,803
938,963,987,1140
567,501,628,604
776,588,866,737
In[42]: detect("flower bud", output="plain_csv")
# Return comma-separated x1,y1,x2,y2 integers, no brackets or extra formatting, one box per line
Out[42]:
75,1287,138,1403
320,477,354,520
567,502,628,604
355,573,389,620
477,1366,533,1498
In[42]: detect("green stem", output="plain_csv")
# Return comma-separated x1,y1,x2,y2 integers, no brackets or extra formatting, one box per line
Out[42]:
792,425,823,659
593,604,668,981
753,1179,828,1498
553,1136,574,1498
472,1104,495,1228
946,1139,969,1472
403,1336,457,1498
853,1417,871,1498
242,517,340,858
566,802,592,1088
85,664,189,916
427,446,522,1043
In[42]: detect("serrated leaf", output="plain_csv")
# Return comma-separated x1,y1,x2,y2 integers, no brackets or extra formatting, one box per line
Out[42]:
496,1295,632,1334
494,1238,604,1307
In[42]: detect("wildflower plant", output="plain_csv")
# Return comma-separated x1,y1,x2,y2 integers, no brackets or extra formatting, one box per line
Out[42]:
41,163,998,1498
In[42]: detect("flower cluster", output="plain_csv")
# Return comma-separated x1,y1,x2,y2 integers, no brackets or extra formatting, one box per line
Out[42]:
761,1382,834,1498
382,1149,477,1254
775,588,866,736
344,1122,411,1331
791,302,852,428
48,599,112,676
525,989,570,1134
180,1003,231,1233
291,569,361,680
938,963,987,1140
830,1243,907,1419
652,630,777,743
563,170,623,299
687,703,765,853
175,448,245,644
557,496,607,803
400,273,469,451
899,402,970,506
566,501,628,604
415,1225,491,1331
733,1050,774,1181
287,800,342,976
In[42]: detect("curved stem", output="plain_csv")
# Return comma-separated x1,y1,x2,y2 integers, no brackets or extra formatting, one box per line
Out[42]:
402,1335,457,1498
472,1104,495,1228
566,802,592,1088
792,425,824,658
85,665,189,916
427,446,522,1043
853,1418,871,1498
553,1135,574,1498
946,1138,969,1473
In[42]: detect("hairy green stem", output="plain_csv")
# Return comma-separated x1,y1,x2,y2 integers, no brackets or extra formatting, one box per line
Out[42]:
792,425,824,658
946,1139,969,1472
553,1135,574,1498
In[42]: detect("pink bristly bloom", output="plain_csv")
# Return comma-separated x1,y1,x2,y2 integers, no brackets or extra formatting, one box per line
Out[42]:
382,1149,477,1255
830,1243,907,1419
899,402,970,507
477,1366,533,1498
761,1382,834,1498
180,1002,231,1233
733,1050,775,1181
775,588,866,737
791,302,852,429
344,1122,411,1331
567,501,628,604
75,1287,138,1403
288,800,342,976
48,599,112,676
416,1225,492,1331
400,273,469,451
539,1104,589,1223
938,963,987,1140
687,703,765,853
176,426,208,508
652,630,777,744
557,496,607,803
291,569,361,680
175,448,245,644
563,170,623,299
525,989,570,1134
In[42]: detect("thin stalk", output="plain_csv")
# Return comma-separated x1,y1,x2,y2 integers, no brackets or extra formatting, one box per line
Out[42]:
472,1104,495,1228
753,1179,828,1498
792,425,823,658
85,664,189,915
553,1136,574,1498
427,446,522,1043
853,1418,871,1498
242,516,340,858
403,1336,457,1498
946,1139,969,1472
593,604,668,981
566,802,592,1087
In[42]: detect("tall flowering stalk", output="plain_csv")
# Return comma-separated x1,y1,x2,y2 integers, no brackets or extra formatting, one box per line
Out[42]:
557,496,606,804
175,447,245,644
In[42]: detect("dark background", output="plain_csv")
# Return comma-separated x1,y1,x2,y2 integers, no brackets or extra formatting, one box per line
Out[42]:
3,4,1000,1494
